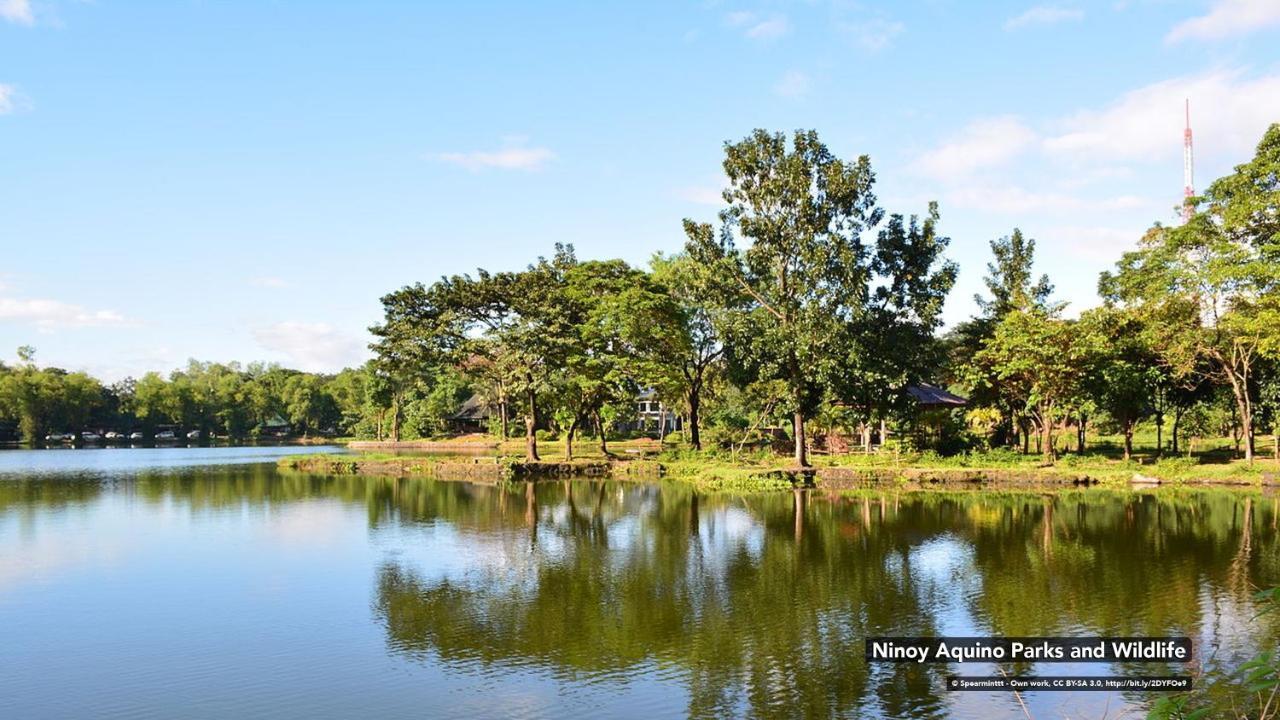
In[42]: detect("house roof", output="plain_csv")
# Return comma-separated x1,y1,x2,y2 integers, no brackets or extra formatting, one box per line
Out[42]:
906,383,968,408
448,395,492,421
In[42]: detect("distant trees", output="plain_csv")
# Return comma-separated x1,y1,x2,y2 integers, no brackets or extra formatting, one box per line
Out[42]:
0,351,399,443
0,348,103,442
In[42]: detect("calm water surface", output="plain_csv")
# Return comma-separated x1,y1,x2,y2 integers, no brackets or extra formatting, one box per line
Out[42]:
0,447,1276,719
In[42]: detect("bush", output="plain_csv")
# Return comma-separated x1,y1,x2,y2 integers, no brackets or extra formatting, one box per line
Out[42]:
701,425,746,450
535,428,558,441
663,431,684,445
1151,455,1199,473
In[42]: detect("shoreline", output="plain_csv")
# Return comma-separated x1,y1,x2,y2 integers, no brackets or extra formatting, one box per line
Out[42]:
280,453,1280,490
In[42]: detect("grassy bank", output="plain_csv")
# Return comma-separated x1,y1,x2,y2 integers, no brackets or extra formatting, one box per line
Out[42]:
279,453,616,482
282,441,1279,493
665,443,1278,488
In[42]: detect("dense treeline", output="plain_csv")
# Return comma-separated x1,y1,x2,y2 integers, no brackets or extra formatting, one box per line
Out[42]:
5,126,1279,462
0,350,339,441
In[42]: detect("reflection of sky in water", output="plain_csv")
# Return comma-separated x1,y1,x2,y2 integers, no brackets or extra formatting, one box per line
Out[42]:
904,534,983,637
0,445,342,477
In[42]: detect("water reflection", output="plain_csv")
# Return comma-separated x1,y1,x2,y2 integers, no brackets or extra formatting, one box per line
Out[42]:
363,480,1278,719
0,467,1276,719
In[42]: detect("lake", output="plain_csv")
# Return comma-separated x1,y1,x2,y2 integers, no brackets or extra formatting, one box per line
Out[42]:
0,447,1276,719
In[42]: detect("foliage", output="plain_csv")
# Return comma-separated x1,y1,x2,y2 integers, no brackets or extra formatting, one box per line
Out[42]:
968,310,1104,461
1101,125,1280,461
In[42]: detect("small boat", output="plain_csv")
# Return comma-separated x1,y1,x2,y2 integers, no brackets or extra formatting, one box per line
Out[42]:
155,430,177,441
186,430,201,440
129,431,145,440
80,432,102,442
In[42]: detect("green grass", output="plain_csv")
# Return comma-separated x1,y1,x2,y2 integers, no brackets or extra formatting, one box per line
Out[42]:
284,426,1280,493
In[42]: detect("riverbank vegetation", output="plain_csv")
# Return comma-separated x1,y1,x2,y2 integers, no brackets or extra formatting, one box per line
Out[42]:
361,125,1280,476
5,126,1279,480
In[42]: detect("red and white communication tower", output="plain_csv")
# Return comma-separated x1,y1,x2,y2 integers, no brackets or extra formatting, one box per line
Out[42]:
1182,98,1195,223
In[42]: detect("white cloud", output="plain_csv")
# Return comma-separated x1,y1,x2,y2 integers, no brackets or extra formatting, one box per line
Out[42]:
745,16,788,39
675,185,723,205
0,84,17,115
726,11,789,40
436,142,556,172
944,185,1150,215
1167,0,1280,42
838,18,905,51
1043,68,1280,163
252,321,365,373
911,116,1038,179
0,0,32,25
249,276,290,289
0,297,127,331
1039,225,1144,261
1004,5,1084,31
773,70,811,98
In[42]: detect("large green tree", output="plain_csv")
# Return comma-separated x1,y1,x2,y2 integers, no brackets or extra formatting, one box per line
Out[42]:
686,129,883,467
1101,124,1280,462
837,205,957,448
949,229,1056,449
1082,308,1159,460
969,311,1103,462
649,249,742,450
373,246,579,460
553,259,680,458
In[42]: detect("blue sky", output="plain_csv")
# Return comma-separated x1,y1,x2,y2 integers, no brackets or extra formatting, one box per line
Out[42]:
2,0,1279,380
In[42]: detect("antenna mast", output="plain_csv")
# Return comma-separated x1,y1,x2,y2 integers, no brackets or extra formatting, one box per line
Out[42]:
1182,98,1194,223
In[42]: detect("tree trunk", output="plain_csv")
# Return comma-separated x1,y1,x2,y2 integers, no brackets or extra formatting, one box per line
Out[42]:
563,417,578,461
1154,413,1164,458
687,387,702,451
1225,373,1254,461
1021,420,1030,455
793,411,809,467
1123,420,1134,461
524,387,539,462
1172,408,1182,455
595,411,609,456
499,395,509,440
391,393,402,443
1039,411,1054,463
1077,414,1087,454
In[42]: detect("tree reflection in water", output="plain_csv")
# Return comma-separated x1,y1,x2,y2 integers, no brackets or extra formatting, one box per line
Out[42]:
363,478,1278,719
1,470,1273,718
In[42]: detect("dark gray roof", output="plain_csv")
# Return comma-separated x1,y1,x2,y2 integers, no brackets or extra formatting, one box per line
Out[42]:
906,383,968,408
448,395,491,421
